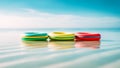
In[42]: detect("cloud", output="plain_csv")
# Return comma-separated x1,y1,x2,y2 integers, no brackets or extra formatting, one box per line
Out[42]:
0,8,120,28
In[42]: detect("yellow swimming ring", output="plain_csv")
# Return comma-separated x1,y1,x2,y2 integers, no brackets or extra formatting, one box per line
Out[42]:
49,32,75,41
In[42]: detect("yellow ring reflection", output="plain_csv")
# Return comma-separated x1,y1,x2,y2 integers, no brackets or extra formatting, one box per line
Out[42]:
48,41,75,51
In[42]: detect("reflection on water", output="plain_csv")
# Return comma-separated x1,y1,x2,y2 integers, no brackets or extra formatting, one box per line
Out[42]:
21,41,100,50
75,41,100,49
48,41,75,50
21,41,48,49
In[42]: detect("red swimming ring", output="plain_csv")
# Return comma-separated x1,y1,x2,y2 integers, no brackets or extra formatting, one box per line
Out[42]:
75,32,101,41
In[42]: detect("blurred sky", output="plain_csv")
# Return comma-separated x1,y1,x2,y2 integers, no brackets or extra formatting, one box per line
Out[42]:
0,0,120,28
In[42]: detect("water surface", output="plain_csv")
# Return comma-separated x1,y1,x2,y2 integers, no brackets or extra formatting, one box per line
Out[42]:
0,28,120,68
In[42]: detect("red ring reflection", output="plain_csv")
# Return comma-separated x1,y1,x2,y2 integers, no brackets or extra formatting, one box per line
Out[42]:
75,41,100,49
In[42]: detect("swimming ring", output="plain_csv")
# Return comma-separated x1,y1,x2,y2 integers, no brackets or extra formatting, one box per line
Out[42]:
75,32,101,41
49,32,75,41
21,32,48,41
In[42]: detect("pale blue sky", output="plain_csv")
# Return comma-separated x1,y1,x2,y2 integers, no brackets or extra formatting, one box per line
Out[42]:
0,0,120,28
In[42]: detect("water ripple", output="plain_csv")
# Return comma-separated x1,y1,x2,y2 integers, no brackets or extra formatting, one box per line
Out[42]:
0,46,120,68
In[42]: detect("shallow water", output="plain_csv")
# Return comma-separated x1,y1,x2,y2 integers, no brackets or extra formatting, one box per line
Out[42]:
0,29,120,68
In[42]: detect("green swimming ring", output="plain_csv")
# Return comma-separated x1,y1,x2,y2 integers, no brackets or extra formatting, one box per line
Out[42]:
49,32,75,41
22,32,48,41
22,38,47,41
24,32,48,36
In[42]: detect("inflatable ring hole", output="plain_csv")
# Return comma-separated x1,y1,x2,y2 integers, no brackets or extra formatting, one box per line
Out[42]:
53,32,65,34
77,32,90,34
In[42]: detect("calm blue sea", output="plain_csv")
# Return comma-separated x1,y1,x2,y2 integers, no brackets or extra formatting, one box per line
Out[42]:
0,28,120,68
